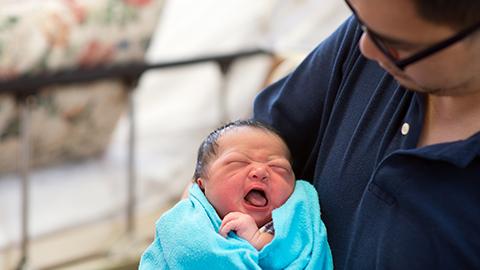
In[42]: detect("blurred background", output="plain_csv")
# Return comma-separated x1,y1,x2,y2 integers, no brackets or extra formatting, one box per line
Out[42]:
0,0,348,269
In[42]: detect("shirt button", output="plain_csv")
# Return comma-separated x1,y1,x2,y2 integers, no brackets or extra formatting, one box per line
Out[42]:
401,123,410,135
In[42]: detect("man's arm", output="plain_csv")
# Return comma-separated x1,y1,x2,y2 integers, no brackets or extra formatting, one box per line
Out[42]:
181,182,192,199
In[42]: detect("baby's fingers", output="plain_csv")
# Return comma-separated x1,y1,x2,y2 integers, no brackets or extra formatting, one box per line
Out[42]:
221,212,242,225
219,218,240,237
219,212,242,236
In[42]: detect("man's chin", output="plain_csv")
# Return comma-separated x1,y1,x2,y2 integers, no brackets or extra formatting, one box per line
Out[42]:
394,77,449,95
392,75,422,91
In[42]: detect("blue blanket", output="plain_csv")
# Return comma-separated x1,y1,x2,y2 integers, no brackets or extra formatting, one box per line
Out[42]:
139,180,332,269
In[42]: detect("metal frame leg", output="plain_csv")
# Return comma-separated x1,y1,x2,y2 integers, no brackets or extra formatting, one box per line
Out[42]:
216,59,234,124
126,87,137,235
17,96,32,270
217,76,229,124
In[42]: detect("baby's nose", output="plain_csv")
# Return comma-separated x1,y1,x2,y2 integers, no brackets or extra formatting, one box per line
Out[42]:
248,165,269,181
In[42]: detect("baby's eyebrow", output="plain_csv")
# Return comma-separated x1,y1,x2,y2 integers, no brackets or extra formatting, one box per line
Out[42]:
267,157,291,164
222,152,249,161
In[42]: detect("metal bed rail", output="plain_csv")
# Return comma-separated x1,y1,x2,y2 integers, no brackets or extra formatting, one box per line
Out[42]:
0,48,272,270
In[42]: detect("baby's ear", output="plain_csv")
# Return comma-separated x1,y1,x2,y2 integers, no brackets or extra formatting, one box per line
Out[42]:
196,178,205,191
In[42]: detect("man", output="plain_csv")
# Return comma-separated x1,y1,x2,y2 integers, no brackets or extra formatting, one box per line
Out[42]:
253,0,480,269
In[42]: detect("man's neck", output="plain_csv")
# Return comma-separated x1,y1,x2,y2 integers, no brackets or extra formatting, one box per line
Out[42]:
417,91,480,147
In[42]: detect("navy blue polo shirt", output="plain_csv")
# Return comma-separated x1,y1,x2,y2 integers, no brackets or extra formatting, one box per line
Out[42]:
254,16,480,269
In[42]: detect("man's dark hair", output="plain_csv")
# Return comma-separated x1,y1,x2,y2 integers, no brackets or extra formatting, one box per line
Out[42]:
192,119,290,182
412,0,480,30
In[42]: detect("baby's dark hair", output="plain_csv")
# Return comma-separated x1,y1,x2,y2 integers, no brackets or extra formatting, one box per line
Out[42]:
192,119,290,182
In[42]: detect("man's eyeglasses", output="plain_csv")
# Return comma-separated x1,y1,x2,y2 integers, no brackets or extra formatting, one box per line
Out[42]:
345,0,480,70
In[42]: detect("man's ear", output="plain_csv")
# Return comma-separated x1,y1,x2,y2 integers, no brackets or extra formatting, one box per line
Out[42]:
197,178,205,191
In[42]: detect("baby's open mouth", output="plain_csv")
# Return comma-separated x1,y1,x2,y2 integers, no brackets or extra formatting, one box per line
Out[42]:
244,189,268,207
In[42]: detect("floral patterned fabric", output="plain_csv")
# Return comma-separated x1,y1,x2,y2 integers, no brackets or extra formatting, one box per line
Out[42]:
0,0,163,172
0,0,162,78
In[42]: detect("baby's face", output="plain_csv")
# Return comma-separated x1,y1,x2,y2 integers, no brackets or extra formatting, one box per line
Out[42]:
198,127,295,227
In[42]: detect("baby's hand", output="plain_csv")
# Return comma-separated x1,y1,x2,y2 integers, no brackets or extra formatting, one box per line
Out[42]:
219,212,258,241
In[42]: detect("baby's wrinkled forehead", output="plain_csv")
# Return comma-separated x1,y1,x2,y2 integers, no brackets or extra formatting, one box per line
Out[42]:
214,126,291,161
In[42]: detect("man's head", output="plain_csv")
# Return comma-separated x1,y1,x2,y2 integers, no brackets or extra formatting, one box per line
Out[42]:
347,0,480,96
412,0,479,30
193,119,295,227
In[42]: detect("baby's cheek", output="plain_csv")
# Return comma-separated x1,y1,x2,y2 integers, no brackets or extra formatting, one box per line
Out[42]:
210,196,232,219
279,169,295,183
280,185,295,205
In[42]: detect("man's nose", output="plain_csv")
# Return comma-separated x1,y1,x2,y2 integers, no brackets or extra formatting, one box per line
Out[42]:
359,32,389,65
248,165,269,181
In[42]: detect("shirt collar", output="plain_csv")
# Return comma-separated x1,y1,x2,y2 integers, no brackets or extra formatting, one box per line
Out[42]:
400,92,480,168
407,131,480,168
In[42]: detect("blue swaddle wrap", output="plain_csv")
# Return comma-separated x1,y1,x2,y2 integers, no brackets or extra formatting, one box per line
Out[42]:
139,180,333,269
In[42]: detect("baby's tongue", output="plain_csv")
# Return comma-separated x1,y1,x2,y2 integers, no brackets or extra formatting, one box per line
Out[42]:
245,190,267,207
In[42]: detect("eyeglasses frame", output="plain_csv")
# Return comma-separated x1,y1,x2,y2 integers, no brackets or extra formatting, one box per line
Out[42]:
345,0,480,70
